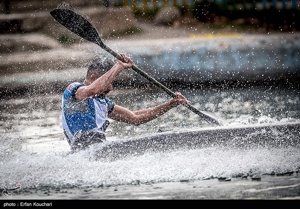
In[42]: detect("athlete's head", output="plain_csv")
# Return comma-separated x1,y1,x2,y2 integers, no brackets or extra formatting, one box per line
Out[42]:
87,56,114,79
85,56,115,96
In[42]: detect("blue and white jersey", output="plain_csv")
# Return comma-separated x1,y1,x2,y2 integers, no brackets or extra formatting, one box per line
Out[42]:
61,82,115,146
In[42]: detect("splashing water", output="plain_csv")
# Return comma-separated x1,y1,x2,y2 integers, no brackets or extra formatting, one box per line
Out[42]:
0,86,300,198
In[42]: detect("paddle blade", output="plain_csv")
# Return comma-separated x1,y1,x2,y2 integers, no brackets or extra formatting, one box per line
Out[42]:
50,9,103,46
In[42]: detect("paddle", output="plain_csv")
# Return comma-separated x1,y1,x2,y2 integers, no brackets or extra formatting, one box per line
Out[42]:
50,8,223,126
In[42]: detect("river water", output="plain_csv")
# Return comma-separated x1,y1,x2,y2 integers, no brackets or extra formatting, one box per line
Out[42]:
0,82,300,199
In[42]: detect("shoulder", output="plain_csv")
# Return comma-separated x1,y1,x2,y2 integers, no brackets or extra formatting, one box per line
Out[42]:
65,82,85,94
66,82,84,92
63,82,84,99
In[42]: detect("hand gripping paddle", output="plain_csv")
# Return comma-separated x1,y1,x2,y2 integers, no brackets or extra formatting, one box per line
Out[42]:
50,8,223,126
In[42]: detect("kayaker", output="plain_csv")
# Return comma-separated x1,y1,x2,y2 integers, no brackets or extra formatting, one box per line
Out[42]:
62,54,188,151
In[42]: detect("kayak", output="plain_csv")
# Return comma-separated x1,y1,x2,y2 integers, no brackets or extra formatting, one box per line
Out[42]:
95,122,300,161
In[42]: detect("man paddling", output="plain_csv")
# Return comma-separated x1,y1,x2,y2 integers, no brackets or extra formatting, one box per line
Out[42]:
62,54,188,151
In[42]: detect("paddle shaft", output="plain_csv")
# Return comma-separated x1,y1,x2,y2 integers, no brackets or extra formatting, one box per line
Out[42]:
100,42,219,125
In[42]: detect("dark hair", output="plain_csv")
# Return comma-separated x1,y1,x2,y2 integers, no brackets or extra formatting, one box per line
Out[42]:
87,56,114,77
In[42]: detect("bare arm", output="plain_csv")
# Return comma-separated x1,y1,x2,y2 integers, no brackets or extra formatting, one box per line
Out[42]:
109,92,187,126
75,54,132,100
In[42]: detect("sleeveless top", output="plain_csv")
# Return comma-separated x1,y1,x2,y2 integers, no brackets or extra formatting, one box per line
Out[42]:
61,82,115,146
